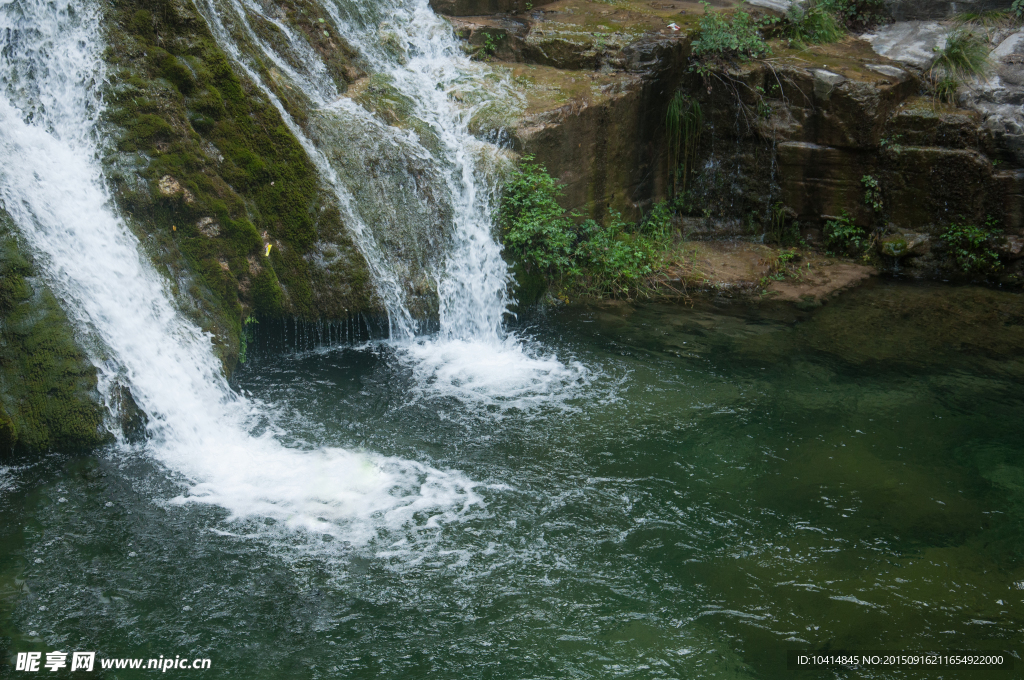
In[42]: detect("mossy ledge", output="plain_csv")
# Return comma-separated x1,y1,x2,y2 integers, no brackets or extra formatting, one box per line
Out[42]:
100,0,376,371
0,212,107,456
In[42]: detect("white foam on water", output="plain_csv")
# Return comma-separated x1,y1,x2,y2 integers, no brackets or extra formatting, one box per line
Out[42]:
398,336,591,414
172,443,483,546
0,466,15,495
0,0,481,550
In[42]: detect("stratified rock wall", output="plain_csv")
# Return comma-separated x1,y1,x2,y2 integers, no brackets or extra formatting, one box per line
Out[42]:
444,1,1024,281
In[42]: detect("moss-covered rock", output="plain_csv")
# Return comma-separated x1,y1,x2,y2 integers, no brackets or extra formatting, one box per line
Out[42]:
100,0,375,371
0,213,106,455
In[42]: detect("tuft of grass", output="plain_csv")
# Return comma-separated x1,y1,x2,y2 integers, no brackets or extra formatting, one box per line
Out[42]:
665,92,703,197
928,29,990,102
954,10,1019,28
932,29,990,81
933,76,961,104
787,2,846,46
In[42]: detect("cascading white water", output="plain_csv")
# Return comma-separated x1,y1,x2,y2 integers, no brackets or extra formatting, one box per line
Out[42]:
190,0,514,340
0,0,482,547
324,0,513,341
191,0,590,407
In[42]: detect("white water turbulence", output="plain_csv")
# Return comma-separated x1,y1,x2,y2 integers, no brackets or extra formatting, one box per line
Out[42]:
192,0,592,409
0,0,482,550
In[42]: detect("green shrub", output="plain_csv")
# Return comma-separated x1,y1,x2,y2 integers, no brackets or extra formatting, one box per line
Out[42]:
816,0,887,29
940,220,1002,273
823,210,867,255
499,156,576,276
500,158,669,298
787,2,846,46
692,1,772,64
574,213,662,297
1014,0,1024,19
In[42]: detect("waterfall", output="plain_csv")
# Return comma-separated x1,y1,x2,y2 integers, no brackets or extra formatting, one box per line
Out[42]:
191,0,516,341
188,0,587,407
0,0,481,547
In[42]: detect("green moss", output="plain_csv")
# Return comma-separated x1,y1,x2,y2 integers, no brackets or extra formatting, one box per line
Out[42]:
101,0,375,370
251,268,284,316
0,213,106,454
880,236,908,258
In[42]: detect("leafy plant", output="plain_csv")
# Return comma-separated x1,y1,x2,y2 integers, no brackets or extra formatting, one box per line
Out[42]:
640,200,675,240
823,210,867,255
500,159,670,298
499,156,576,276
880,134,903,154
1015,0,1024,19
940,219,1002,273
238,315,258,364
862,174,883,212
691,1,772,65
816,0,887,30
665,92,703,197
481,31,501,57
759,249,801,288
787,1,845,46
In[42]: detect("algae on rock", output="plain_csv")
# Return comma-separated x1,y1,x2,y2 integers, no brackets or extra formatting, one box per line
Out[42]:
100,0,376,371
0,213,106,455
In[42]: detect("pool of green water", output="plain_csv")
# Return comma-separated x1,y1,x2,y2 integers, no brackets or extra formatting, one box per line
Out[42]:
2,279,1023,678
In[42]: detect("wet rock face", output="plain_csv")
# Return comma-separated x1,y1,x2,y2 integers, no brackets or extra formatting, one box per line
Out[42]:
966,31,1024,167
100,0,377,373
515,70,669,223
453,0,694,222
863,21,947,70
430,0,528,15
885,0,1009,21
